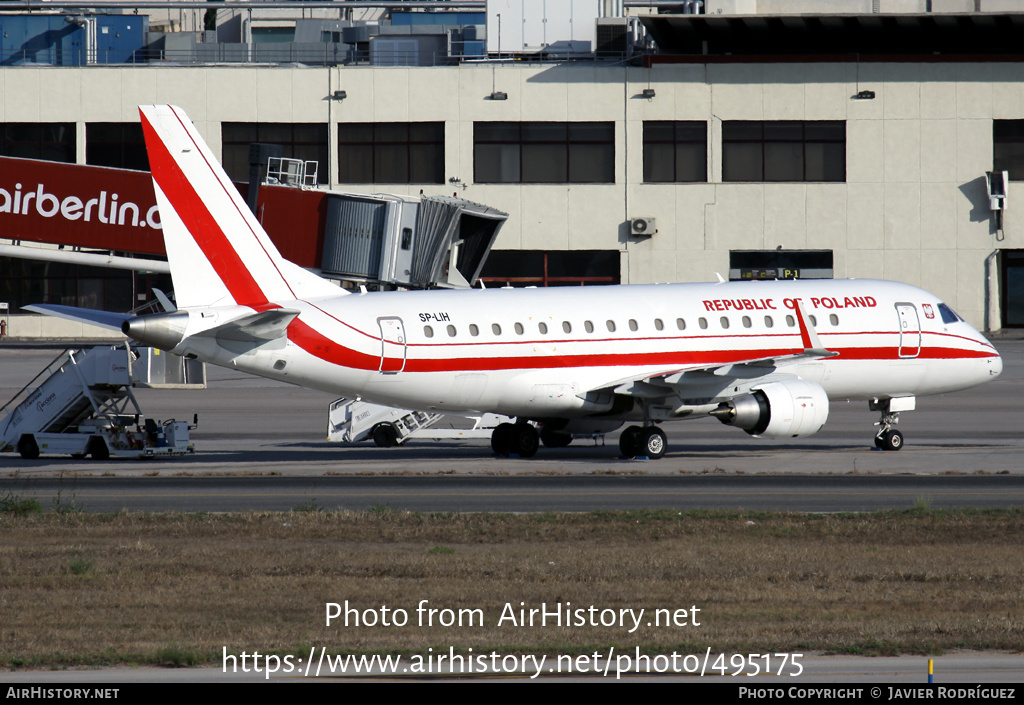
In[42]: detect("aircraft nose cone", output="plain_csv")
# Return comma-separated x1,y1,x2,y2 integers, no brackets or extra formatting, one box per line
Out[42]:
989,351,1003,379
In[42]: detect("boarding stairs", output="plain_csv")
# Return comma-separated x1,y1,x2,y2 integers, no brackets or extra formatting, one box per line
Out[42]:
328,398,510,447
0,345,202,459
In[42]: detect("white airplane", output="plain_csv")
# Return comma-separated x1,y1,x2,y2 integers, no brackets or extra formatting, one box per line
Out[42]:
28,105,1003,459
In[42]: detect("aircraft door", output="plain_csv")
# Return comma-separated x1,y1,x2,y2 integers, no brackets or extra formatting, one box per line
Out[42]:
378,317,407,373
896,303,921,358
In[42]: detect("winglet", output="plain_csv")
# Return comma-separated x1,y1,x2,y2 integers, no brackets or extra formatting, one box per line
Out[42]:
793,300,836,356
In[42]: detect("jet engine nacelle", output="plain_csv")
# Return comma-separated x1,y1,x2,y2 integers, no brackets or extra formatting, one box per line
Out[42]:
122,311,190,351
710,379,829,439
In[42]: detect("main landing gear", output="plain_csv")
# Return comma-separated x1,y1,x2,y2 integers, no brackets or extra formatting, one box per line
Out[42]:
491,420,668,459
871,399,904,452
618,425,667,460
491,422,539,458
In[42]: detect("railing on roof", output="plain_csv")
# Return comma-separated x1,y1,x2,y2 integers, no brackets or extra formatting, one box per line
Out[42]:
1,41,646,68
266,157,318,188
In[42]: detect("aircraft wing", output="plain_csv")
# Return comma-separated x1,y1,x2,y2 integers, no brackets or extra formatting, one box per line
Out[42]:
583,301,838,399
22,304,131,332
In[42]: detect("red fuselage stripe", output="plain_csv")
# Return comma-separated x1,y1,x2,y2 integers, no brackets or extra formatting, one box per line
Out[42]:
283,317,995,373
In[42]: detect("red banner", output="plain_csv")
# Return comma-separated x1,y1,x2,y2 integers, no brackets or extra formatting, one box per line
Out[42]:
0,156,165,254
0,156,325,267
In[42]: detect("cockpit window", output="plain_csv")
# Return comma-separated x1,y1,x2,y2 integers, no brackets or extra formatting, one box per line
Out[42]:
937,303,961,324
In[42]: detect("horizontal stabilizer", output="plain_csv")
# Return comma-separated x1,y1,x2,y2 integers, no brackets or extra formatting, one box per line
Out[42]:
196,308,301,343
22,304,130,332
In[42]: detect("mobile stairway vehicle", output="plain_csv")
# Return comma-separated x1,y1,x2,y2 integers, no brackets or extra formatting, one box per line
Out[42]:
0,345,201,460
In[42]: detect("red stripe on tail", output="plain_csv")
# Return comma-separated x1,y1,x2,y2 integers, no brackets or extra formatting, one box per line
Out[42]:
141,109,268,307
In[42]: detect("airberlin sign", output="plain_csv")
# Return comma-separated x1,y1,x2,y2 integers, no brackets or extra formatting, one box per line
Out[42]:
0,156,167,255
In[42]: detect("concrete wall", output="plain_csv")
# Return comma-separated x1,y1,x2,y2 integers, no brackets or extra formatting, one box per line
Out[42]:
1,60,1019,329
5,315,124,340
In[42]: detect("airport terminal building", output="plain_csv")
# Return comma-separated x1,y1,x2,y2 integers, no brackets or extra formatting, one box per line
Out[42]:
2,0,1024,335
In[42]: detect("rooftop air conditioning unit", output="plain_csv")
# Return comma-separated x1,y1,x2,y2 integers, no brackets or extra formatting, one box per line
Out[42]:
630,217,656,236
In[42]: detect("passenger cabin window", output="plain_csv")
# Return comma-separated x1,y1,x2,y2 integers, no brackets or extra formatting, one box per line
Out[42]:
829,314,839,326
424,325,434,338
809,315,817,326
515,322,525,335
562,321,572,334
676,318,686,330
539,322,548,334
720,317,730,329
447,325,457,337
654,318,664,331
607,320,616,332
765,316,774,328
470,324,479,336
699,317,708,329
492,323,502,335
742,316,752,328
628,319,638,331
584,321,594,333
786,315,795,327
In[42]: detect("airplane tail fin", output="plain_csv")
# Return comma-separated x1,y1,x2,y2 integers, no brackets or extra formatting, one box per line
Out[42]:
139,105,336,309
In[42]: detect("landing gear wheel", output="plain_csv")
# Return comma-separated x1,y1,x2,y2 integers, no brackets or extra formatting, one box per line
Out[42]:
540,428,572,448
17,435,39,460
876,429,904,452
87,437,109,461
637,426,667,459
511,424,539,458
371,423,400,448
619,425,642,458
491,422,516,457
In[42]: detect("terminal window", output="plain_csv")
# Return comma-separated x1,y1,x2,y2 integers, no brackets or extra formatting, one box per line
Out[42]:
722,121,845,182
643,121,707,183
0,123,75,163
0,258,171,313
994,120,1024,180
221,123,329,184
478,250,620,287
86,123,149,172
337,122,444,184
1002,249,1024,328
474,122,615,184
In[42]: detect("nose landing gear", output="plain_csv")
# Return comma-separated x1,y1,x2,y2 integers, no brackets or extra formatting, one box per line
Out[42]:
871,398,909,452
874,427,904,451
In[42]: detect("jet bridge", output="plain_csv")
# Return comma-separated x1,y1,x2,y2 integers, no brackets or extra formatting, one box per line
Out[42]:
0,345,204,459
320,192,507,290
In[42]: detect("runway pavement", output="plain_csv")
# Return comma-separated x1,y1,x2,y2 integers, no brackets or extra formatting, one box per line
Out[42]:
2,473,1023,513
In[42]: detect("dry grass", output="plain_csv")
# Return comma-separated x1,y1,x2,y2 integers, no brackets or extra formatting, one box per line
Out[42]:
1,508,1022,668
